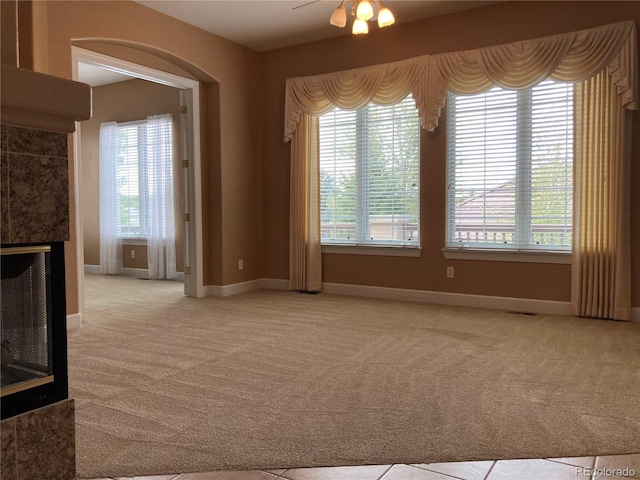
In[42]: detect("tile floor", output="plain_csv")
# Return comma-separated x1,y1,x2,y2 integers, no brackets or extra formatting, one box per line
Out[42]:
83,453,640,480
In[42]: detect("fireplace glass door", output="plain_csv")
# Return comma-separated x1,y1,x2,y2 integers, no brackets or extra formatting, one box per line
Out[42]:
1,245,54,397
1,242,67,419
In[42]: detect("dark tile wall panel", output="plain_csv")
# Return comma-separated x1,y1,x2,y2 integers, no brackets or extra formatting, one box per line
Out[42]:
0,416,17,480
0,124,69,244
0,400,75,480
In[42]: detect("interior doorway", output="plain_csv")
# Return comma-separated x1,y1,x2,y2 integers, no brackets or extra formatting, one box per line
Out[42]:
71,47,205,324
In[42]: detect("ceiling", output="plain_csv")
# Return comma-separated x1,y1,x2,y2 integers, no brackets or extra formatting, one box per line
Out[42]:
79,1,495,87
134,0,495,52
77,62,134,87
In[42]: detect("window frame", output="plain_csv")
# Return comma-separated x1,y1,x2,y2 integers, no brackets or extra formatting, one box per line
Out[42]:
444,81,574,263
319,96,422,254
114,120,150,239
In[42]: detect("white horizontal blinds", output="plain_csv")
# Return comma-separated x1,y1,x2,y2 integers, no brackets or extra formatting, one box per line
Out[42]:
319,96,420,246
115,122,148,237
529,82,573,248
446,80,573,250
320,108,357,242
447,89,518,247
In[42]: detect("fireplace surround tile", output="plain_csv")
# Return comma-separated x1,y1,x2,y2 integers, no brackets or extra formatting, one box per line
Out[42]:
0,416,17,480
6,125,68,158
0,125,69,244
0,399,76,480
8,151,69,243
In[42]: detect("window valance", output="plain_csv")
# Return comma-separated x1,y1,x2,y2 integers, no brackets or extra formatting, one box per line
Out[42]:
284,20,638,141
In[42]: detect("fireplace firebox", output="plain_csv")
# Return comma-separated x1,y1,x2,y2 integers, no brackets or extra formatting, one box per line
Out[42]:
0,242,68,419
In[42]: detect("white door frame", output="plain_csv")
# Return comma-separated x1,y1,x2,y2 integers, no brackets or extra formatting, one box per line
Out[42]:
71,47,205,321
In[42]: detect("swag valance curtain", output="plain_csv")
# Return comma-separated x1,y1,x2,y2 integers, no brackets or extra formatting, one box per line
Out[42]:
284,20,637,138
284,20,638,321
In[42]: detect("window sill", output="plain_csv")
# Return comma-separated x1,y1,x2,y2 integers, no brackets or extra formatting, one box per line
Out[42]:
443,247,571,264
322,245,422,257
119,237,147,246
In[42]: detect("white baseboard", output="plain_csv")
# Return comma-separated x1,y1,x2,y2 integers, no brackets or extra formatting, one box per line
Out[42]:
205,280,258,297
122,267,149,278
84,264,100,274
322,282,573,316
322,283,640,320
204,278,570,316
86,267,639,319
205,278,288,297
67,313,81,330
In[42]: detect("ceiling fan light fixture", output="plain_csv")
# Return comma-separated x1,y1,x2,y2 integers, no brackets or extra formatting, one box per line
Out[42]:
352,17,369,34
377,2,395,28
329,0,347,28
328,0,395,35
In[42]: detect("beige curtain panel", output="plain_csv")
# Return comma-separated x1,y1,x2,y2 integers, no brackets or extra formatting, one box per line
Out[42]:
289,114,322,292
573,71,633,320
284,21,638,319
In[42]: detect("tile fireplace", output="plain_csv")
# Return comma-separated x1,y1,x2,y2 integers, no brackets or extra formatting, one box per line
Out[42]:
0,65,90,480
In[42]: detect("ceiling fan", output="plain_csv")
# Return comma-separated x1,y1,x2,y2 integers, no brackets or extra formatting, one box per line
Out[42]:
293,0,395,35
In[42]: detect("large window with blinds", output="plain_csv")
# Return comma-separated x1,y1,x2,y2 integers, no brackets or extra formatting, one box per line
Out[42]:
319,96,420,247
116,121,149,237
115,119,173,237
446,80,574,252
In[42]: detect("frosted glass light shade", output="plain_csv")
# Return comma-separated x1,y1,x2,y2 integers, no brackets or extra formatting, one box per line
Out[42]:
352,18,369,34
377,4,395,27
330,1,347,28
356,0,374,21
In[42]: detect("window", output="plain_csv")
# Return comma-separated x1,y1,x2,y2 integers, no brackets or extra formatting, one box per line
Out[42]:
319,96,420,247
114,119,173,238
116,122,149,237
446,80,573,252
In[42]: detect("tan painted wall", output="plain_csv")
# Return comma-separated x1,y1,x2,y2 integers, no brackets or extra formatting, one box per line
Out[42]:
260,1,640,306
1,1,18,66
80,78,184,272
26,0,263,314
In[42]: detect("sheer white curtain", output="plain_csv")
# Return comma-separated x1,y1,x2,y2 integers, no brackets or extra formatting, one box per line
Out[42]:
99,122,123,275
146,114,177,280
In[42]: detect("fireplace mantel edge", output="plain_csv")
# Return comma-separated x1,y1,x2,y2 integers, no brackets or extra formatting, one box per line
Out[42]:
1,64,91,133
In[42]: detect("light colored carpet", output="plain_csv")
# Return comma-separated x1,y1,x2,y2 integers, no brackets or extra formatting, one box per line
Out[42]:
70,274,640,478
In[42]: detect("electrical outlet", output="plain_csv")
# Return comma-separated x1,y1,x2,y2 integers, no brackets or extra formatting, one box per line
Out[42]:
446,266,454,278
238,259,244,270
130,249,135,259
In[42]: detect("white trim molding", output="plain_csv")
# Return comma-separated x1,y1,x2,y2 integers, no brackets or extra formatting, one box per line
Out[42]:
205,280,261,297
322,282,573,316
78,272,640,320
72,46,204,304
323,245,421,257
443,247,571,264
205,278,289,297
67,313,82,330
